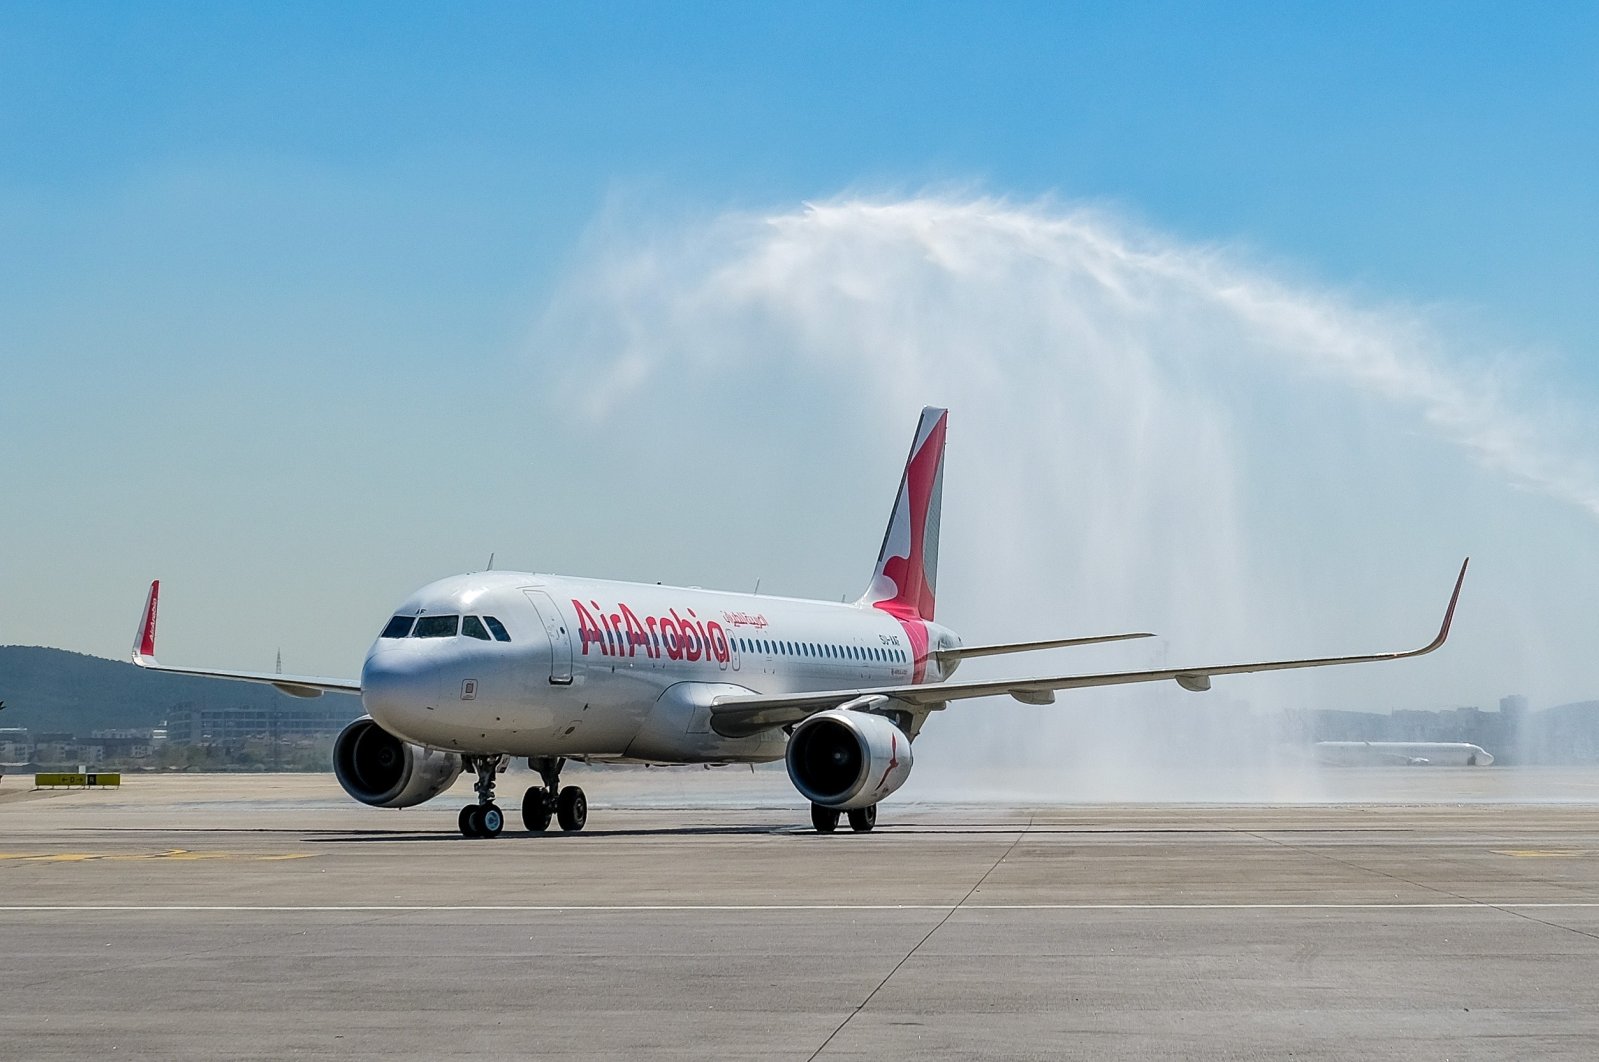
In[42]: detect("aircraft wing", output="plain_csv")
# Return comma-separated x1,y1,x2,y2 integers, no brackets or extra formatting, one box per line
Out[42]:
939,631,1155,662
709,559,1467,738
130,581,361,698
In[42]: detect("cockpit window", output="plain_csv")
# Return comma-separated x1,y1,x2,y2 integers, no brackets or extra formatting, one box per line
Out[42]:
482,616,511,642
412,615,459,638
462,616,491,641
380,615,414,639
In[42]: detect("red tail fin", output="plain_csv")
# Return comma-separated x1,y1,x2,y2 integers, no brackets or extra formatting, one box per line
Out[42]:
133,580,160,662
860,407,946,622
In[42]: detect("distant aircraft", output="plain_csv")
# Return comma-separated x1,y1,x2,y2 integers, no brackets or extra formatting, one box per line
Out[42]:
1314,741,1493,767
131,408,1469,837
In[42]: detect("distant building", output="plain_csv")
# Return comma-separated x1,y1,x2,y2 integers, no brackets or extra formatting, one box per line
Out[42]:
89,729,162,761
32,732,78,765
164,702,360,749
0,727,31,764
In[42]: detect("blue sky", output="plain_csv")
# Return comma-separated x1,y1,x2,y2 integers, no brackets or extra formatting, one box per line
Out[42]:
3,2,1598,713
7,1,1595,350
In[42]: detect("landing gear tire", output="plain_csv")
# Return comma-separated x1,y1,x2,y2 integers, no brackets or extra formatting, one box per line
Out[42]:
556,786,587,833
811,804,840,833
461,755,507,838
522,786,551,832
847,805,877,833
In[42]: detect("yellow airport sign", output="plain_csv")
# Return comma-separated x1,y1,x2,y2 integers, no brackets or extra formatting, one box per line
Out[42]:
34,772,122,788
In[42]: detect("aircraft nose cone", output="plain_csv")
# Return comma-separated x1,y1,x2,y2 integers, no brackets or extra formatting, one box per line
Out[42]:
361,646,438,733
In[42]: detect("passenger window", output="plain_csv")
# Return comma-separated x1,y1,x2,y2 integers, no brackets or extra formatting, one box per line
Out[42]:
483,616,511,642
413,615,459,638
462,616,491,641
380,616,414,639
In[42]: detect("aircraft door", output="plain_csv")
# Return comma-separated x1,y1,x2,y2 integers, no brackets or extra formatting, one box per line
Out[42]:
523,590,574,685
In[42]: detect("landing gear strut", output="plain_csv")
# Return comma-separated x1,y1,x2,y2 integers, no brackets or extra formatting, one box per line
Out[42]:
458,755,506,838
522,756,587,834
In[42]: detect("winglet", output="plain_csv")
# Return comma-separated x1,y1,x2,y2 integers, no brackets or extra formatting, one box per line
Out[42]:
1423,557,1470,656
132,580,160,666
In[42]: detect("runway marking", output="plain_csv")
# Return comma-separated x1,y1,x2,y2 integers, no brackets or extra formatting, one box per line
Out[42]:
2,902,1598,913
1493,849,1591,858
0,850,313,863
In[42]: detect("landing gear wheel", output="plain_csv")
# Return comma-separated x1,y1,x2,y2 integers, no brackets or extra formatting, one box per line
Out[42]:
847,805,877,833
811,804,840,833
522,786,551,832
461,755,506,838
556,786,587,832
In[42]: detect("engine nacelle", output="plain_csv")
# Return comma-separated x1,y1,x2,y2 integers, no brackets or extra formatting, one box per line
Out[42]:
333,717,463,809
786,708,913,810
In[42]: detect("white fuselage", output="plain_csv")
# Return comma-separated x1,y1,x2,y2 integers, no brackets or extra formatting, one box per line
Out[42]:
360,571,960,763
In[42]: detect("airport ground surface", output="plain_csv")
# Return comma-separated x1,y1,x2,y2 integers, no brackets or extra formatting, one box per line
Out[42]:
3,770,1599,1060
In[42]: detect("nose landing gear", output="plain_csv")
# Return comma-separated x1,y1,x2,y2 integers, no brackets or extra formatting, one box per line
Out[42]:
458,755,507,838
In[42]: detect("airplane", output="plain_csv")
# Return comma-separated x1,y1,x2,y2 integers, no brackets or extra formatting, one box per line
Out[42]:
1313,741,1494,767
131,407,1469,837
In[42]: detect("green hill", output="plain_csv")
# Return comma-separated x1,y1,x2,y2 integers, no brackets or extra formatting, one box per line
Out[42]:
0,645,361,734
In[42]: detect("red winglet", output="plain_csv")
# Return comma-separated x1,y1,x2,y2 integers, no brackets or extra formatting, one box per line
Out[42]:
135,580,160,661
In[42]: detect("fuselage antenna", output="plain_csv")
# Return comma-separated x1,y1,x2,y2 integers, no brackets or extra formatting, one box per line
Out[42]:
486,552,495,571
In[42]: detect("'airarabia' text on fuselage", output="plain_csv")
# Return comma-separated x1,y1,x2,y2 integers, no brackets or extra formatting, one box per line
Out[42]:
571,599,732,664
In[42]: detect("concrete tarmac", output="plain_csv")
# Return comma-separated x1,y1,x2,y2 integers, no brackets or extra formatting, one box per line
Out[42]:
3,771,1599,1060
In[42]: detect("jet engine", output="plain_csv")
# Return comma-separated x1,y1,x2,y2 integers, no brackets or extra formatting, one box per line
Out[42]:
786,708,913,810
333,717,464,808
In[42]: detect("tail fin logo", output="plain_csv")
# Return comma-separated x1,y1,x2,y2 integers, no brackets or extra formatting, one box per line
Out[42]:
135,580,160,661
862,407,946,625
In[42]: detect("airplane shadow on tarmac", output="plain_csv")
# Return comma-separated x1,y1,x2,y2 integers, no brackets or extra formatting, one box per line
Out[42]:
74,821,1416,843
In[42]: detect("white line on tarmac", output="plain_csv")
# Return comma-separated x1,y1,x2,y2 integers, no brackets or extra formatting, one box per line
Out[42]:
3,902,1599,913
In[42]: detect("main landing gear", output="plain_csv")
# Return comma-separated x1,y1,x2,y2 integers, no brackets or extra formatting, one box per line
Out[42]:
457,755,588,838
519,756,587,835
811,803,877,833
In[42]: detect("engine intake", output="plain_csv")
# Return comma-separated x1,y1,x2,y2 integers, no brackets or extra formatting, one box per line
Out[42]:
786,708,913,810
333,717,463,808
